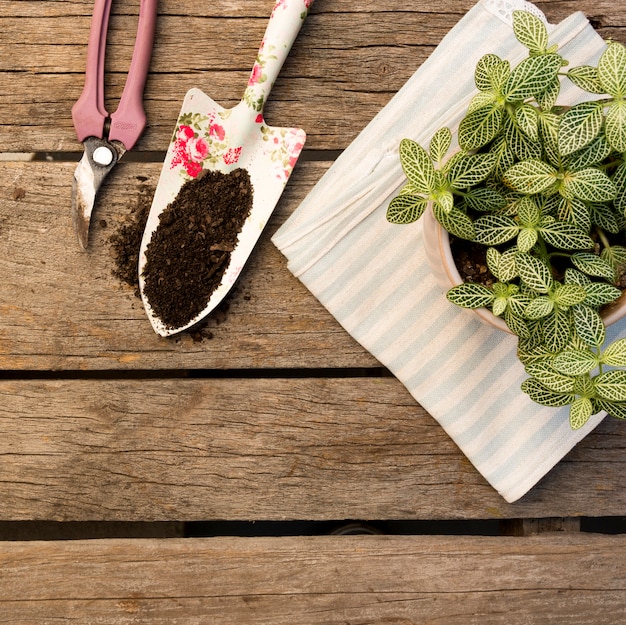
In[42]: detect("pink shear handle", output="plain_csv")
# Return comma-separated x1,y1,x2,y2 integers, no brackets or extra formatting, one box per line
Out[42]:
109,0,158,150
71,0,113,143
72,0,157,150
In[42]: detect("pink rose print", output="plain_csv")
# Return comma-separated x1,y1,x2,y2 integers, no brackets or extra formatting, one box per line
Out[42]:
171,124,208,178
223,146,242,165
248,62,263,87
209,122,225,141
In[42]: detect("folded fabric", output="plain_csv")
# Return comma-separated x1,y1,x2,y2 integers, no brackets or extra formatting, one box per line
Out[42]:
272,0,621,502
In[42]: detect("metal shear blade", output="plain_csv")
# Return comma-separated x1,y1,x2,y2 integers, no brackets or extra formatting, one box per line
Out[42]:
71,0,157,250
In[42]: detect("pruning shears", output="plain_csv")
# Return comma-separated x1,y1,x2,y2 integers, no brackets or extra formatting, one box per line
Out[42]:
71,0,157,250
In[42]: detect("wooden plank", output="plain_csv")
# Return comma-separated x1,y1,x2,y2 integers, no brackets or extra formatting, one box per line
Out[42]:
1,0,623,152
1,534,625,624
1,378,625,521
0,160,378,370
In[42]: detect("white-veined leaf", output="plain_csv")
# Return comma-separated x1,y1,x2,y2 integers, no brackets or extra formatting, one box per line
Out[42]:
542,308,572,352
567,65,605,94
429,127,452,165
573,304,606,347
558,101,604,155
594,369,626,402
448,152,497,189
458,105,503,151
475,53,509,91
612,161,626,215
525,362,576,393
399,138,436,193
564,268,591,287
536,76,561,111
474,214,519,245
433,204,476,240
553,283,587,307
504,54,563,101
504,114,542,161
590,201,620,234
517,195,542,226
512,10,548,53
464,187,506,212
602,338,626,367
568,135,612,172
525,296,554,319
538,221,594,250
595,399,626,420
521,378,575,407
597,41,626,98
570,397,594,430
515,104,539,142
503,159,557,194
446,283,495,309
583,282,622,307
571,252,615,279
553,349,598,375
386,195,428,224
605,100,626,152
516,252,554,293
562,167,617,202
517,228,539,253
505,306,530,338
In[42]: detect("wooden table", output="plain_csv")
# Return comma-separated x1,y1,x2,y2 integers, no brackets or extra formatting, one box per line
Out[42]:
1,0,625,622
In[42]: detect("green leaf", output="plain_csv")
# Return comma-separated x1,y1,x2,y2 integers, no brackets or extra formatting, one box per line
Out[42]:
590,201,620,234
538,221,594,250
602,338,626,367
505,306,530,338
436,190,455,213
504,113,542,161
432,204,476,240
521,378,575,407
474,215,519,246
458,105,503,151
561,167,617,202
516,252,554,293
601,245,626,277
553,349,598,376
517,196,542,226
553,283,587,307
512,10,548,53
570,397,594,429
573,304,606,347
568,135,612,172
525,296,554,319
429,127,452,165
595,399,626,420
583,282,622,307
399,138,436,194
504,54,563,101
564,268,591,287
613,162,626,215
525,362,576,393
542,308,572,352
503,159,557,194
447,153,497,189
597,41,626,98
446,283,495,309
594,369,626,402
536,76,561,111
605,101,626,152
571,252,616,279
464,187,506,212
517,228,539,253
475,54,509,91
515,104,539,142
558,101,605,155
386,195,428,224
567,65,605,94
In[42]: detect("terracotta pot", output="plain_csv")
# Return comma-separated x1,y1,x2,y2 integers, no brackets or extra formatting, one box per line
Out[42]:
422,204,626,333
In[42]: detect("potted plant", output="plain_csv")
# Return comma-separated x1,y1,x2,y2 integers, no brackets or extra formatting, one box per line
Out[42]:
386,10,626,430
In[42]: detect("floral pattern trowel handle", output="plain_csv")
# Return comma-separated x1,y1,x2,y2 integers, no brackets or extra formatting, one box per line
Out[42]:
139,0,314,336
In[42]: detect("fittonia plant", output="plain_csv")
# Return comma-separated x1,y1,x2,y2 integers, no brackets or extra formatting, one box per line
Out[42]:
387,10,626,429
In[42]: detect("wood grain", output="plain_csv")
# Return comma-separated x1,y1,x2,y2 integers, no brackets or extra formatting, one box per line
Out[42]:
1,534,625,624
1,377,624,521
1,0,624,152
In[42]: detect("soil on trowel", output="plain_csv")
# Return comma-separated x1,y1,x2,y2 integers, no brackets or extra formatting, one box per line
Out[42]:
141,168,254,329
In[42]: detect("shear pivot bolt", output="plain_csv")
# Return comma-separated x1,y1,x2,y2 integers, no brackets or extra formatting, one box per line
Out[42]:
93,146,114,166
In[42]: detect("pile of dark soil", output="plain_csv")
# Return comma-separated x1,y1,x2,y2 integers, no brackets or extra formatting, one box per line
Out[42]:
141,168,253,329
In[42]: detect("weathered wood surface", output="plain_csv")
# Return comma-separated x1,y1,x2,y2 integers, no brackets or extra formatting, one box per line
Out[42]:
1,535,625,624
0,160,377,370
1,0,624,152
1,377,625,521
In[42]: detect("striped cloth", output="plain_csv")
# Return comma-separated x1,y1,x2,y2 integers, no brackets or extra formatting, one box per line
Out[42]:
272,0,623,502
